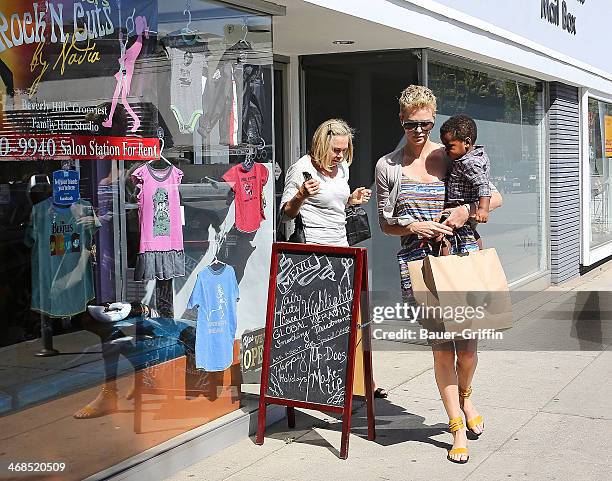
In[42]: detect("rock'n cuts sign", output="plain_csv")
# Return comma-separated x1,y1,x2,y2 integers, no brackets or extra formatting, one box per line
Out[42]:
256,242,376,459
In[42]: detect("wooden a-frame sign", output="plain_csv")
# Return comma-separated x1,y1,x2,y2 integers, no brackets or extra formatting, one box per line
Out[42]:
256,242,376,459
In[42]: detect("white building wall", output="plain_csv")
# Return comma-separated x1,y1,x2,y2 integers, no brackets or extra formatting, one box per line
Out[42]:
301,0,612,94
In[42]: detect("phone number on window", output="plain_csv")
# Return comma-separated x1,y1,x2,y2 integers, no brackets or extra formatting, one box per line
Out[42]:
0,136,58,157
0,135,160,160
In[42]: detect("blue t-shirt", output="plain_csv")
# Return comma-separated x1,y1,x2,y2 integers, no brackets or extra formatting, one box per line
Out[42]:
25,198,100,317
188,265,239,371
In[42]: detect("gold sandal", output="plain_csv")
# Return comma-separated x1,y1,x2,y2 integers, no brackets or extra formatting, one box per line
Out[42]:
447,417,469,464
459,386,484,437
73,385,118,419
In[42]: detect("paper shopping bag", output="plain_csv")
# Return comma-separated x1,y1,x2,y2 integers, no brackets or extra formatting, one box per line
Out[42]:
425,248,513,333
408,249,513,337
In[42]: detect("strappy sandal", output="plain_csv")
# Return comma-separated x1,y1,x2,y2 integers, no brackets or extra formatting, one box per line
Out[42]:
459,386,484,437
447,416,469,464
374,387,388,399
73,385,118,419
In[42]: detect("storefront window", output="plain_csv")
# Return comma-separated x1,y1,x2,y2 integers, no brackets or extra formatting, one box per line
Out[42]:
588,97,612,248
0,1,273,478
301,50,421,307
428,54,546,283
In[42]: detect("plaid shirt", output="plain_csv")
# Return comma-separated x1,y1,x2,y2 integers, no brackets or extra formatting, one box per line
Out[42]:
446,146,491,205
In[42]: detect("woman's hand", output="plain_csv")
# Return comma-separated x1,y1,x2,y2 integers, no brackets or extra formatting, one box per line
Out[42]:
408,220,454,239
348,187,372,205
284,179,320,219
298,179,320,198
441,205,469,229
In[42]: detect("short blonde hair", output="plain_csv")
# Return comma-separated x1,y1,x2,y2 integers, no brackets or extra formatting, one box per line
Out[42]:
399,85,437,114
309,118,354,171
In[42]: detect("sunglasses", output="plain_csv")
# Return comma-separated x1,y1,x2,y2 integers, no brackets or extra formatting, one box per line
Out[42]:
401,120,435,132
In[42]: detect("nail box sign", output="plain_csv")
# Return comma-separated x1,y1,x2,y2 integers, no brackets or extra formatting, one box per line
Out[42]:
540,0,584,35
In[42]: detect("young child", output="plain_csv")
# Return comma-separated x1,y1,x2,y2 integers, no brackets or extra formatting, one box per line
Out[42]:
440,114,491,246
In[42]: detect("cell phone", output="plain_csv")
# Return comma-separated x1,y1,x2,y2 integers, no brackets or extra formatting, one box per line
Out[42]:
439,212,449,223
302,171,312,181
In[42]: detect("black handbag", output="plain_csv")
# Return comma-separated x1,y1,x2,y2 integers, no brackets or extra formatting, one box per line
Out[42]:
345,204,371,246
276,205,306,243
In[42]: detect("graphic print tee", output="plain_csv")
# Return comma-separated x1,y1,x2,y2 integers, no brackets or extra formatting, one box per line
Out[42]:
131,164,184,253
188,265,239,371
222,162,269,233
25,198,100,317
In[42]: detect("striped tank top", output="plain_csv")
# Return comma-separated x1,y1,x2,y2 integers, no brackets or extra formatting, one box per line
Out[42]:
395,175,477,254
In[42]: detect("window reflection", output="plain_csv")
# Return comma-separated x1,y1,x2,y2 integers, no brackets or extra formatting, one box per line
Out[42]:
588,98,612,248
0,1,273,479
428,58,545,282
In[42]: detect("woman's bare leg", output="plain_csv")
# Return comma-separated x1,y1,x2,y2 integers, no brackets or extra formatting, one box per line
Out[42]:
456,339,484,435
433,343,468,462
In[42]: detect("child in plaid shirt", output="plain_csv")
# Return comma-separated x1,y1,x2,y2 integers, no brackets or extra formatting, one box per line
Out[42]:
440,114,491,245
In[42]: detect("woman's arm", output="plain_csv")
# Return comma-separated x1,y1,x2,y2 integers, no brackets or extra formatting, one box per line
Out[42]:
382,218,454,238
464,189,502,215
375,156,417,232
280,161,320,219
381,222,411,236
490,190,503,210
283,179,319,218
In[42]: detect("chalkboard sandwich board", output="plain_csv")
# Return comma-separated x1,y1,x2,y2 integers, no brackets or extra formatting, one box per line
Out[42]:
256,242,376,459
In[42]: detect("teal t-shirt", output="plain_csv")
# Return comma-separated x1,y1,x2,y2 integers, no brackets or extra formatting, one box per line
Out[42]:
25,198,100,317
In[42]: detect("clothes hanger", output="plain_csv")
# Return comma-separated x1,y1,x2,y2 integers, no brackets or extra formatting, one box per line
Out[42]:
126,8,135,37
163,1,198,44
210,250,227,269
210,231,227,270
241,150,255,172
148,137,172,168
231,21,252,50
180,4,198,46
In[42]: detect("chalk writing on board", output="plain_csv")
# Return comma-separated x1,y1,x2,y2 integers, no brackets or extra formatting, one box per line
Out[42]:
277,254,337,294
266,252,355,406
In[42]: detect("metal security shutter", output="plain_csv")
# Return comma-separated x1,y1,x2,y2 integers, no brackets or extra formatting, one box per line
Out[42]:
549,82,580,284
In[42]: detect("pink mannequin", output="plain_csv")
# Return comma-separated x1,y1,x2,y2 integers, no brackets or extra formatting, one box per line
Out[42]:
103,15,149,132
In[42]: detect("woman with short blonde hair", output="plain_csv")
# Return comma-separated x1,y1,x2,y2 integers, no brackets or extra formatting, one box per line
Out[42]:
376,84,503,464
398,84,438,114
280,118,369,246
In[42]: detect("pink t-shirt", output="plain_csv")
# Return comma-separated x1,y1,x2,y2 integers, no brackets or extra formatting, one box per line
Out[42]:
222,163,269,233
131,164,184,253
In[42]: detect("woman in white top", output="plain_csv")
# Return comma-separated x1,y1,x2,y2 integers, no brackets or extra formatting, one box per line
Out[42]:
281,118,371,246
281,118,387,398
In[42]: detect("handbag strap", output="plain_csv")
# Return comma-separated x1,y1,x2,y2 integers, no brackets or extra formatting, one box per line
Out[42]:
420,232,461,257
276,203,304,236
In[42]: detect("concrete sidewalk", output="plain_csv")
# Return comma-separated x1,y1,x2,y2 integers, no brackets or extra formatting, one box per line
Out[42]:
168,265,612,481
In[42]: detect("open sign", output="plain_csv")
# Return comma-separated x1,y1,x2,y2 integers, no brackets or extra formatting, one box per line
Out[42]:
241,328,265,383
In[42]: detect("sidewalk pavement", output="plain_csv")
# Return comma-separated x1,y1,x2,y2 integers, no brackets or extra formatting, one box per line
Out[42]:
168,265,612,481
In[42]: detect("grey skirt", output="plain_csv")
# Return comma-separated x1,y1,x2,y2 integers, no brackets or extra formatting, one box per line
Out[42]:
135,250,186,281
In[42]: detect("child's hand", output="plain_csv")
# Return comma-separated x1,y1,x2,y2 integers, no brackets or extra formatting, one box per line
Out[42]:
475,206,489,223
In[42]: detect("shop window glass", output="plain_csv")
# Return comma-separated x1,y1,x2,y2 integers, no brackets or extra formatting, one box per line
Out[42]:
588,97,612,248
428,56,546,283
0,1,273,478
